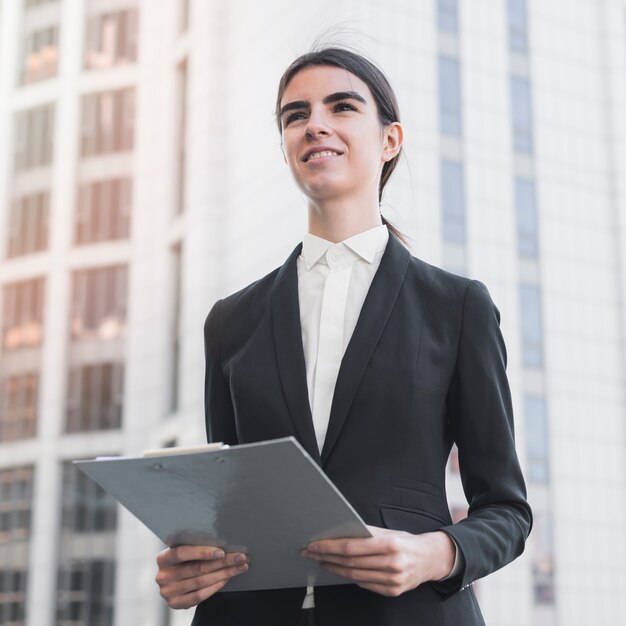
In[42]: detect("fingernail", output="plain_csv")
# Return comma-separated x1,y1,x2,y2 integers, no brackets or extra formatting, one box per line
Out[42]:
237,563,249,572
308,543,319,553
234,553,247,564
212,549,225,559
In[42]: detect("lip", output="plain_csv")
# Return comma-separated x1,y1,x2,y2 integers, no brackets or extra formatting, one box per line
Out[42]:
304,153,342,166
301,146,344,162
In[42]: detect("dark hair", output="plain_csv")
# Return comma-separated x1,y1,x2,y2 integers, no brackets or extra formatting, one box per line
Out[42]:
275,47,407,245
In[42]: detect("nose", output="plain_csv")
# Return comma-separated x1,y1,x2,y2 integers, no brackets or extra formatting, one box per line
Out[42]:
304,108,331,139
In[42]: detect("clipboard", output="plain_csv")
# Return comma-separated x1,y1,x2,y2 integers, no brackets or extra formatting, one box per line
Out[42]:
73,436,371,592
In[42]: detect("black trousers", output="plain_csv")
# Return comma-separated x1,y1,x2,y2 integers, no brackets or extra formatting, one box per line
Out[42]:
298,608,316,626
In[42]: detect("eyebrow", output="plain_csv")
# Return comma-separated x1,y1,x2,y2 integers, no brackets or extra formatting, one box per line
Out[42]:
279,91,367,120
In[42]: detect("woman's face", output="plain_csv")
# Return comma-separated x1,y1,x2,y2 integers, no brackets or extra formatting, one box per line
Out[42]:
279,65,398,202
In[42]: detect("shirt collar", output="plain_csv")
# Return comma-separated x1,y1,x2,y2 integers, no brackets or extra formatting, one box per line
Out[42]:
300,224,389,270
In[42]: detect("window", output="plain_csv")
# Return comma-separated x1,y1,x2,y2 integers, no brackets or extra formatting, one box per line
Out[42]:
441,159,466,243
170,244,182,413
56,462,116,626
507,0,529,53
515,177,538,257
519,284,543,367
180,0,190,32
524,394,550,482
14,104,55,171
531,512,555,604
0,467,33,624
21,24,59,84
0,374,38,443
2,278,45,351
176,59,188,215
70,266,127,340
75,178,131,244
6,191,49,258
438,56,462,136
437,0,458,34
60,462,117,534
0,467,34,544
56,560,115,626
0,569,28,625
65,362,124,432
80,88,135,156
84,9,138,70
511,76,533,153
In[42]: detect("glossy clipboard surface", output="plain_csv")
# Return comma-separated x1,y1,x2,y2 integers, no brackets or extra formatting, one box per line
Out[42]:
74,437,371,591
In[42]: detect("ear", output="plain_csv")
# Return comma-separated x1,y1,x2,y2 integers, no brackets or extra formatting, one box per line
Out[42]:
382,122,403,162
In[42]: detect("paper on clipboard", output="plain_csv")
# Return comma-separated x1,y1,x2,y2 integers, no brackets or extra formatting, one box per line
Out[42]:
73,436,371,592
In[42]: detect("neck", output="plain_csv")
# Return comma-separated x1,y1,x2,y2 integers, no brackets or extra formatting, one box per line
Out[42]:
307,194,383,243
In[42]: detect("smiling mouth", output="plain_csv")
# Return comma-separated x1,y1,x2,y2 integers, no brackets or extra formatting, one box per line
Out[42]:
305,150,342,162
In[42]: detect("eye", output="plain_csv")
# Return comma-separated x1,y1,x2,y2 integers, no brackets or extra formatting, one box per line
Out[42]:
284,111,306,126
334,101,356,112
283,102,356,128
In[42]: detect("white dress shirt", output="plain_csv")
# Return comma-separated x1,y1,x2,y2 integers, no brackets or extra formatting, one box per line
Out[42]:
296,224,460,609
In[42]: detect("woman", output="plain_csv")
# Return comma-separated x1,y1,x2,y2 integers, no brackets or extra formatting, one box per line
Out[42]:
155,47,532,626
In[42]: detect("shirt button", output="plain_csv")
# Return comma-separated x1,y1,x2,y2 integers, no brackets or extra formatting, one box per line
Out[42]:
330,250,344,262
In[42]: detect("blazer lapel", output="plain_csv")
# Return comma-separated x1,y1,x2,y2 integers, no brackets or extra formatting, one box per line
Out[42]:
270,242,321,463
320,234,411,465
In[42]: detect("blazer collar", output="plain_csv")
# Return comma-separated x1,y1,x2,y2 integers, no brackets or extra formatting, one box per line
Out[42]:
270,233,411,466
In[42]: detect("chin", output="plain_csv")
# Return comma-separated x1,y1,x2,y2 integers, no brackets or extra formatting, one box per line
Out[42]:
299,177,349,198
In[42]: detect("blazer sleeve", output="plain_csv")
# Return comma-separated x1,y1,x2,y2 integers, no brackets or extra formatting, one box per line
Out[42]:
204,299,238,445
432,279,533,595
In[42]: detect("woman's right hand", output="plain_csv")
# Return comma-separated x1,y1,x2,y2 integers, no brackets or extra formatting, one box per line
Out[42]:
155,545,249,609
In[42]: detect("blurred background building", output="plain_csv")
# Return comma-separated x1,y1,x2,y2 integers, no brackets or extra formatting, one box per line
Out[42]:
0,0,625,625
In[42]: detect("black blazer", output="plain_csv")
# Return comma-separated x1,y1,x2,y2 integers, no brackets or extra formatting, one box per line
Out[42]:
192,233,532,626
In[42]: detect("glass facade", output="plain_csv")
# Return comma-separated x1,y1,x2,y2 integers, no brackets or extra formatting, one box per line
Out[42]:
84,8,138,70
511,76,533,153
519,283,544,368
0,466,34,626
531,512,555,604
2,278,45,352
437,0,458,34
21,24,58,85
69,266,128,341
80,88,135,157
56,463,116,626
515,177,538,257
176,59,188,215
170,243,182,413
6,192,49,258
0,374,38,443
438,55,462,136
65,362,124,433
524,394,550,483
14,104,55,172
75,178,132,245
507,0,529,53
441,159,466,243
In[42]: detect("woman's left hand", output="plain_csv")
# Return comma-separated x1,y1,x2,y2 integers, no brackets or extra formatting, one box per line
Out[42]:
301,525,456,597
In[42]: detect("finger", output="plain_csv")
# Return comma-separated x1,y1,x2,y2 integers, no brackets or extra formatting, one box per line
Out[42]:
157,545,226,568
306,536,395,557
163,562,249,599
302,551,400,572
156,552,247,588
169,553,248,583
319,562,401,586
168,578,228,610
